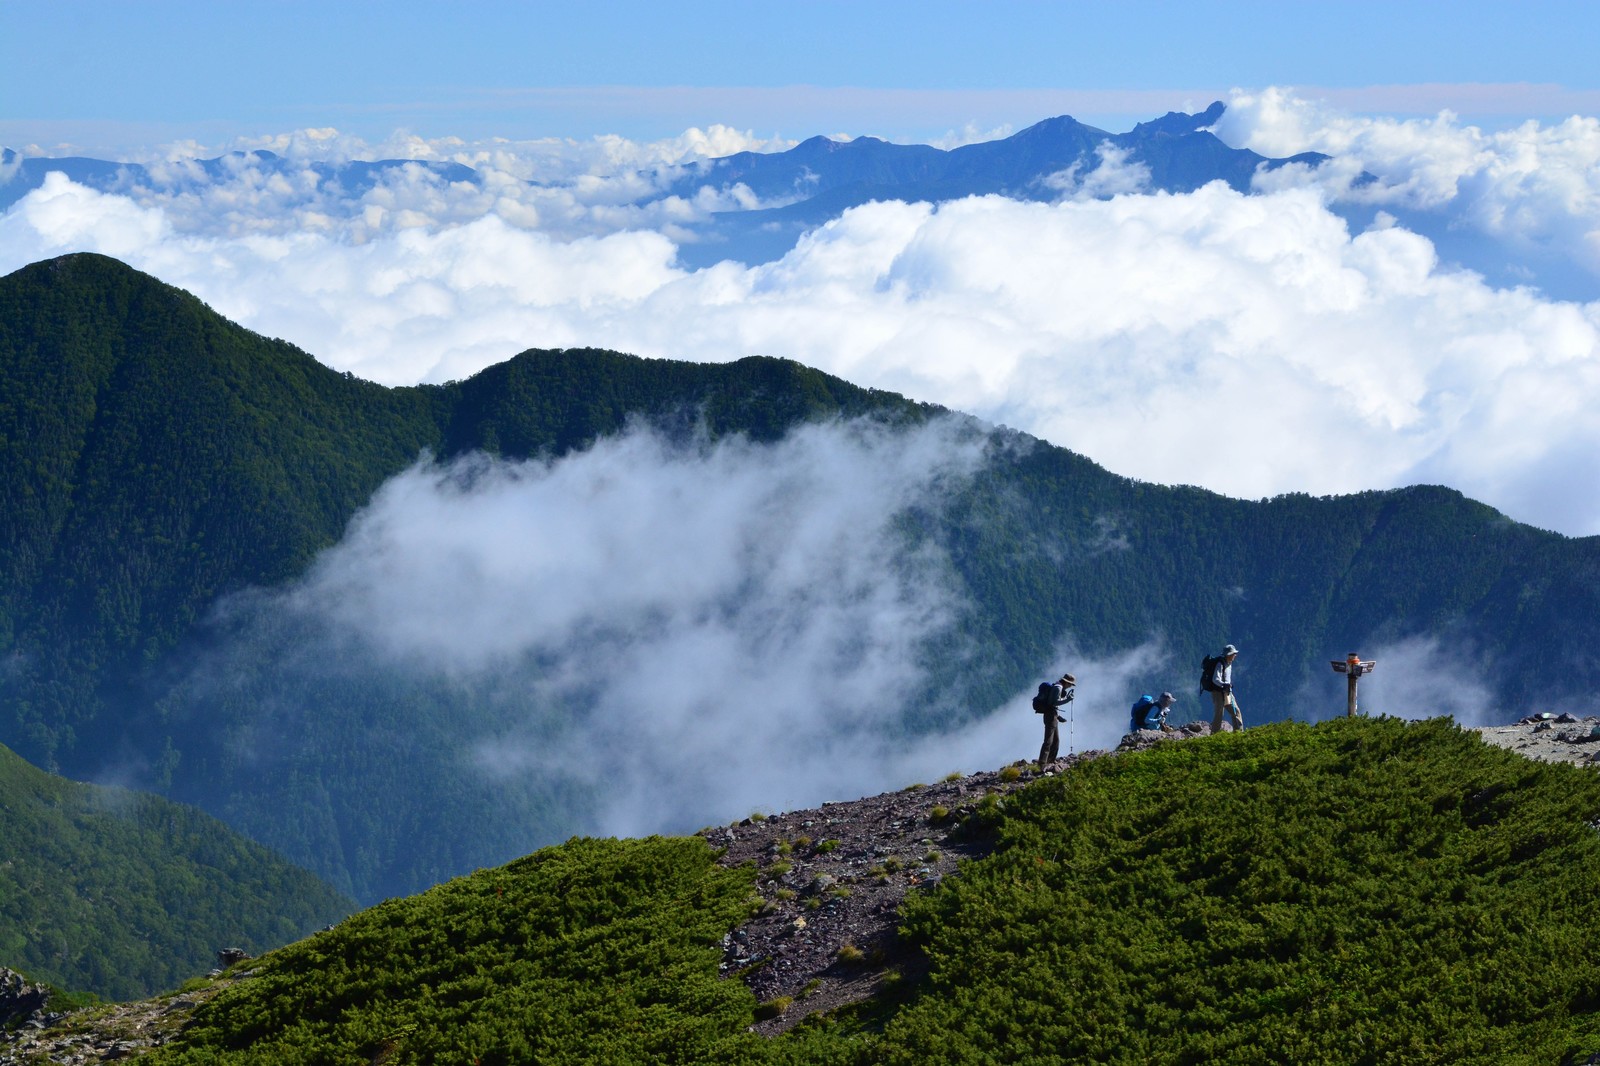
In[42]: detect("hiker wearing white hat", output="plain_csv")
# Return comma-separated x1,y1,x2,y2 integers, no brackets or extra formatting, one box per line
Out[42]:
1203,645,1243,732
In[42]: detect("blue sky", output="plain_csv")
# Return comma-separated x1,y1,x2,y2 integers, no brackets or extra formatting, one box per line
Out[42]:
7,0,1600,150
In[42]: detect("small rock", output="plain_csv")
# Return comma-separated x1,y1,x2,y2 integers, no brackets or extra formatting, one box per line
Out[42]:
216,948,252,969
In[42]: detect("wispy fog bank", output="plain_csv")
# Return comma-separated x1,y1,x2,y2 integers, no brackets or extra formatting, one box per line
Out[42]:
176,416,1166,885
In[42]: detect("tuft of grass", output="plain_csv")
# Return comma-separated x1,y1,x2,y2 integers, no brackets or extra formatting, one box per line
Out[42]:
774,840,793,856
815,839,840,854
836,942,865,964
943,771,965,783
903,783,926,792
793,835,812,849
999,765,1023,783
924,850,941,864
755,996,794,1020
774,888,796,901
764,860,792,880
801,978,823,998
929,805,951,824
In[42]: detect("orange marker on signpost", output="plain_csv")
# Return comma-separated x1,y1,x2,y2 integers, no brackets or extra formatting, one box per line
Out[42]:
1330,652,1377,717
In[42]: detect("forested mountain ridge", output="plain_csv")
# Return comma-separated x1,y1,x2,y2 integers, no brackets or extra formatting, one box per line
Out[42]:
0,253,920,777
2,252,1598,903
0,741,352,1001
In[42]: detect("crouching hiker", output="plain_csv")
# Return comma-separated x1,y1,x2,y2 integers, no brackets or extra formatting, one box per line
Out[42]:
1032,673,1076,766
1129,692,1177,732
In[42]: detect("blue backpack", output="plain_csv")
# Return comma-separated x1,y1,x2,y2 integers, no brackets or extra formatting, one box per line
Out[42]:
1130,694,1159,731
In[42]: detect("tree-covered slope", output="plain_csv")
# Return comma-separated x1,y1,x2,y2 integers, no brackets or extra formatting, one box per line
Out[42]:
0,253,447,770
0,742,352,1001
0,254,925,780
130,718,1600,1064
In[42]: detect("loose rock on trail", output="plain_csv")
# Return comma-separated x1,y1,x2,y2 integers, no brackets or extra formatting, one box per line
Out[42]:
697,720,1218,1035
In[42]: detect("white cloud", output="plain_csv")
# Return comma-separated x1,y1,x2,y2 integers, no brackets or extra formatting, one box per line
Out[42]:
4,125,795,248
213,417,1026,836
1217,87,1600,285
6,136,1600,537
1040,141,1153,200
196,417,1192,841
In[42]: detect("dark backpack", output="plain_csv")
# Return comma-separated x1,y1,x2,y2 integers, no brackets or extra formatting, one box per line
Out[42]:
1200,654,1222,693
1032,682,1056,714
1130,694,1157,731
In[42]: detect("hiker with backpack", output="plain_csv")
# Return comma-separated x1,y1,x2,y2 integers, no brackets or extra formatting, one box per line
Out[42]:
1201,644,1243,732
1129,692,1177,733
1032,672,1076,766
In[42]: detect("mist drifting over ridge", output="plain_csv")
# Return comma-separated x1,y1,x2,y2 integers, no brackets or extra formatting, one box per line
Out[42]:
163,416,1152,891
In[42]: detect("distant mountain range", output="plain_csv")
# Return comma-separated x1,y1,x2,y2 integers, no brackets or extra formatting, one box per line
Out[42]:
9,104,1588,296
1,103,1329,271
659,101,1331,266
0,145,475,211
3,254,1597,905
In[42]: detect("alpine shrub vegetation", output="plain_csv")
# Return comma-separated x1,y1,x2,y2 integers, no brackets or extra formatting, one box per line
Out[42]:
139,719,1600,1064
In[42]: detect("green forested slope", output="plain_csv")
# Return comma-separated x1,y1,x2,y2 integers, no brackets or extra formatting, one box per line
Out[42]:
0,253,446,769
142,719,1600,1065
2,253,1599,903
0,742,352,1001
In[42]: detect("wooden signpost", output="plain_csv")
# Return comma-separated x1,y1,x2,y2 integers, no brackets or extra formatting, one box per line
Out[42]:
1330,652,1377,717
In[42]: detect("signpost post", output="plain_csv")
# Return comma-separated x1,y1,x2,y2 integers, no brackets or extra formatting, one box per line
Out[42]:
1330,652,1377,717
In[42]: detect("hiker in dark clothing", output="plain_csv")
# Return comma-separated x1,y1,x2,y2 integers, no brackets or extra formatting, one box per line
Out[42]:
1033,673,1076,766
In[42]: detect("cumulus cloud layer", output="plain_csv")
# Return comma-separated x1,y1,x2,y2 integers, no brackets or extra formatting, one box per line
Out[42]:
4,92,1599,537
4,124,793,245
1217,86,1600,293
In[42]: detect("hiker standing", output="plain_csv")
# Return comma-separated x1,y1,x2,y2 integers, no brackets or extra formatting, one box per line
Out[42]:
1205,644,1243,732
1033,673,1076,766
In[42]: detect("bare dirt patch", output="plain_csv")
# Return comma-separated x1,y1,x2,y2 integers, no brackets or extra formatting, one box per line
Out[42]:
702,720,1219,1035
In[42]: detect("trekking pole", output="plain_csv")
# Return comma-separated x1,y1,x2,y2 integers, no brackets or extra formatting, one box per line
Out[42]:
1067,700,1075,757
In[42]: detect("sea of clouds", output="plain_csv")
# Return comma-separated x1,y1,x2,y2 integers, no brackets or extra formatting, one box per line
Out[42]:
4,88,1598,539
